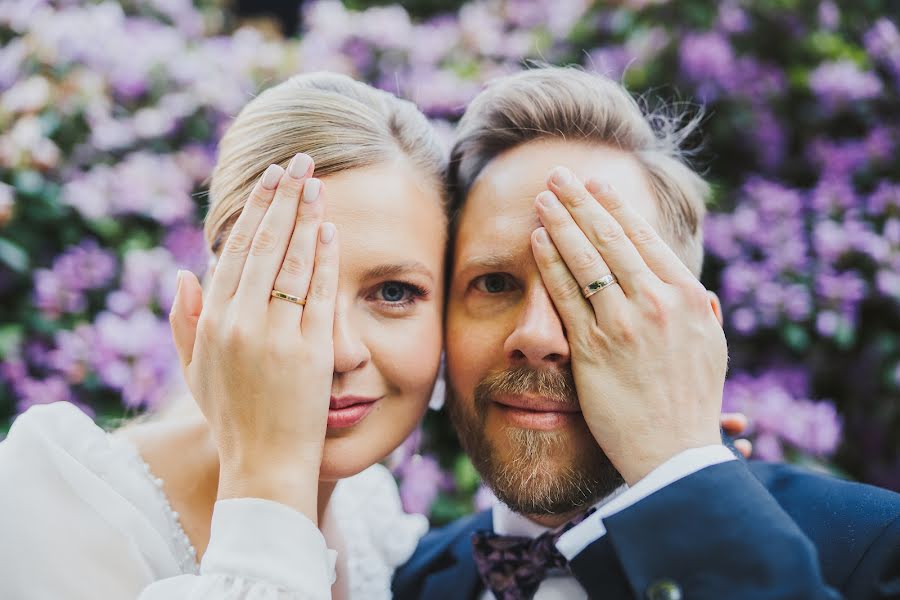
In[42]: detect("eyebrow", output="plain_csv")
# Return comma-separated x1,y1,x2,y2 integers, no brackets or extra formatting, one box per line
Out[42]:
361,261,435,282
456,249,521,274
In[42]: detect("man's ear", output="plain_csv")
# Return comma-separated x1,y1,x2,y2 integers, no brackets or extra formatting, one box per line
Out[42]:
707,290,723,326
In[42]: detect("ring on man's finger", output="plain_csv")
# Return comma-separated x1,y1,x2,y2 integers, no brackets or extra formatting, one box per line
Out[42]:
271,290,307,305
582,274,619,299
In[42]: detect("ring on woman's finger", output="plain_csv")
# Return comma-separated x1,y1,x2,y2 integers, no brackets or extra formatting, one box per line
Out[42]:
271,289,307,305
582,274,619,299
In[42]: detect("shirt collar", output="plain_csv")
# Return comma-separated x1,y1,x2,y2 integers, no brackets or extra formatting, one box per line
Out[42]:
491,484,629,537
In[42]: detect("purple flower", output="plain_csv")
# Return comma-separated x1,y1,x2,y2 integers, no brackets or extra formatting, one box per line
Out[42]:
865,18,900,83
679,32,736,101
396,454,451,515
809,60,883,111
15,375,75,413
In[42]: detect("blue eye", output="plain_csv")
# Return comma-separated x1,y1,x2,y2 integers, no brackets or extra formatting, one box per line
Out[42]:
380,281,409,303
473,273,513,294
373,281,427,309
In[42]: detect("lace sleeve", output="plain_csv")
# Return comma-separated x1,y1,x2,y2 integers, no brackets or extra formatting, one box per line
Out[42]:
330,463,429,599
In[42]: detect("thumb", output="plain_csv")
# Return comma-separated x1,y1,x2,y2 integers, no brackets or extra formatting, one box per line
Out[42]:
169,269,203,369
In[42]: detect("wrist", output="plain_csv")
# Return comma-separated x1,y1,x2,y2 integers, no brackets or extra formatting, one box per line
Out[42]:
615,436,723,486
218,456,322,524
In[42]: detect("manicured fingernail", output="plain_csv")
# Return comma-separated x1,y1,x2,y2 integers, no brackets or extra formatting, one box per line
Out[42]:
537,191,559,209
261,164,283,190
288,153,312,178
534,227,550,245
551,166,572,186
320,222,336,244
303,178,321,203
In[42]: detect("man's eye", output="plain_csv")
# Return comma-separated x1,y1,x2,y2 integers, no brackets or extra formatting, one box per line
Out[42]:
473,273,513,294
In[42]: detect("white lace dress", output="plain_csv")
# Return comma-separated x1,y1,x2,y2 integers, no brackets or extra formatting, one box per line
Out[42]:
0,402,428,599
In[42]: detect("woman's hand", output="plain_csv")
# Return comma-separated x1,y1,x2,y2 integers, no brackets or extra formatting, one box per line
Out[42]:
168,154,337,523
531,166,729,486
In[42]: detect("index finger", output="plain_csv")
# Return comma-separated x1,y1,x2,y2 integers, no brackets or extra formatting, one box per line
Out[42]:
546,167,650,296
206,163,285,307
585,178,696,285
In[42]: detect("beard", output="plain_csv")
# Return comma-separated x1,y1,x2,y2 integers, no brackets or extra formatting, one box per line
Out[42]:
447,366,625,516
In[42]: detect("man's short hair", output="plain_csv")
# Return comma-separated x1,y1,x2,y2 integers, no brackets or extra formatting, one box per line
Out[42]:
448,67,710,276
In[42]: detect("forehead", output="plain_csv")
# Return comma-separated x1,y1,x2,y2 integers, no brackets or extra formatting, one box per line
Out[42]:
453,139,659,269
321,161,445,271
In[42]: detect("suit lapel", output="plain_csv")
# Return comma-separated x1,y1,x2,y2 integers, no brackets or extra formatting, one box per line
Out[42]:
420,509,493,600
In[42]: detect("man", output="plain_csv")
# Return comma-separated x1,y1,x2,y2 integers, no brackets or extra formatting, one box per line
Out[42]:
393,68,900,599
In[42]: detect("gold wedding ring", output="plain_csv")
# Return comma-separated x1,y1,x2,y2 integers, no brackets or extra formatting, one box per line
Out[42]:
271,290,306,305
582,274,618,299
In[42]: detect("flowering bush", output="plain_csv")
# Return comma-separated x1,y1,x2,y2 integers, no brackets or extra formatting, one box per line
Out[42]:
1,0,898,522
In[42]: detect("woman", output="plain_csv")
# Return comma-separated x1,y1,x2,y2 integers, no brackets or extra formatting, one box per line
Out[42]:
0,73,749,599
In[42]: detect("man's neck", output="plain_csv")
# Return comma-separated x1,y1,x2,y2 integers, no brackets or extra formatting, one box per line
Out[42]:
524,507,586,529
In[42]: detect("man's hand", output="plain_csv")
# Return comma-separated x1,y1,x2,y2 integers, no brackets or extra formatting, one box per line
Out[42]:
530,166,728,485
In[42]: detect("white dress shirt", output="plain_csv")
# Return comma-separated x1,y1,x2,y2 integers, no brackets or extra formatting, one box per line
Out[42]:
479,445,737,599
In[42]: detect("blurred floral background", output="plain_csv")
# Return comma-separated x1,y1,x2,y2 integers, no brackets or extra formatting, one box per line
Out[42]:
1,0,898,523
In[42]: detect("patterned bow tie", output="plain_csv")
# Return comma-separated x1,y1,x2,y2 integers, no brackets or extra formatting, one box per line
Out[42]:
471,509,596,600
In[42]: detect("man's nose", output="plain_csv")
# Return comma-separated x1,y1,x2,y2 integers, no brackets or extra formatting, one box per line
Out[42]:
503,283,570,369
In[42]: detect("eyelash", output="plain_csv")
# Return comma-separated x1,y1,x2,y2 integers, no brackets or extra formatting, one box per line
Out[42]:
372,281,429,310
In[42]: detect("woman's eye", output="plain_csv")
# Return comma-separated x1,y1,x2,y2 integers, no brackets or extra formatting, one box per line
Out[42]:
473,273,513,294
379,281,409,303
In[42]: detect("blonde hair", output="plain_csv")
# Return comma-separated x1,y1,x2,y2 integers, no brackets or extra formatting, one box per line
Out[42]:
205,72,447,254
448,67,709,276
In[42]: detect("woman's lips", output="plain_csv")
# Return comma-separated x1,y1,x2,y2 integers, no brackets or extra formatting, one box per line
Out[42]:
327,396,380,429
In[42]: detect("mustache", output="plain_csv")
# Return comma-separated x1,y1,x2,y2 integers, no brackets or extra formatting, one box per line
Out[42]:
474,366,578,408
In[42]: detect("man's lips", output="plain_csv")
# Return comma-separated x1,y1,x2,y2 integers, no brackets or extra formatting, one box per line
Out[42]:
492,394,580,413
492,394,580,430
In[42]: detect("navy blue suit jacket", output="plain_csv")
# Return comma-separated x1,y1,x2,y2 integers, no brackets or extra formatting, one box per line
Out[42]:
392,461,900,599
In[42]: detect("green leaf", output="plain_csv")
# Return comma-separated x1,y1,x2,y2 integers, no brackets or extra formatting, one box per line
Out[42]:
453,455,481,492
0,237,29,273
0,324,23,359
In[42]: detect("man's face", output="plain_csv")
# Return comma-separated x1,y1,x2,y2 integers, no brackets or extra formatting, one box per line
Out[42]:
446,138,661,516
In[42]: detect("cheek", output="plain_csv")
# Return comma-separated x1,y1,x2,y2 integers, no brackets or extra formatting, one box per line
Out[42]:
446,312,508,396
373,312,443,398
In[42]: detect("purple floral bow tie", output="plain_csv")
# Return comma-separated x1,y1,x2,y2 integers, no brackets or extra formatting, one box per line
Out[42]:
471,509,596,600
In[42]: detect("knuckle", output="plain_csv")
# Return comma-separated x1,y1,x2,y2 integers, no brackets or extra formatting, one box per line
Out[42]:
279,252,310,278
222,231,252,256
250,228,278,255
248,189,273,210
570,247,602,273
630,225,658,246
568,192,592,210
595,221,626,245
224,322,254,348
608,314,637,344
557,277,583,301
308,278,334,302
641,289,670,325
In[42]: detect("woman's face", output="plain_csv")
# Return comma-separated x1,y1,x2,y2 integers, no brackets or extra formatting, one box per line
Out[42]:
315,160,445,480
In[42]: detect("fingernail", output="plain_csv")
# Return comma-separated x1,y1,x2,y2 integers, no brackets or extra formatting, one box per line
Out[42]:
320,222,336,244
534,227,550,245
288,153,312,179
537,191,559,209
261,164,283,190
551,166,572,186
587,179,613,196
303,178,321,203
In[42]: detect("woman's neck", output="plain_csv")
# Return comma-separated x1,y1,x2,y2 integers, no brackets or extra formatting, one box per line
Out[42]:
118,408,339,559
